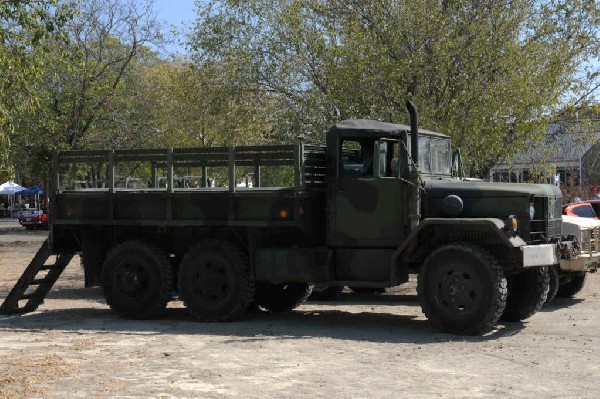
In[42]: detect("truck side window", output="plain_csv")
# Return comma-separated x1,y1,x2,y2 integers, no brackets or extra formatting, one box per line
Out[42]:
340,139,374,177
388,141,401,177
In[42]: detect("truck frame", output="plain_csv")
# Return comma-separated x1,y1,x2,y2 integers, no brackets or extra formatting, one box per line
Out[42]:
1,103,565,335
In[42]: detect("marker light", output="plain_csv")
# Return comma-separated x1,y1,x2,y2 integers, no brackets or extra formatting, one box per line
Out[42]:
529,203,535,219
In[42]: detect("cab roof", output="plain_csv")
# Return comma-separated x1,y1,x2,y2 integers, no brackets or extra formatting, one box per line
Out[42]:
330,119,449,138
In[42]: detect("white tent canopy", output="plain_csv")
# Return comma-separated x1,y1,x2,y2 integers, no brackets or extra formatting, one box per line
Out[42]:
0,181,25,195
0,181,26,217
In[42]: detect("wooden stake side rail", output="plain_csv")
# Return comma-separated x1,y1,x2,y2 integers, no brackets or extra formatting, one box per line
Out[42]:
53,144,328,194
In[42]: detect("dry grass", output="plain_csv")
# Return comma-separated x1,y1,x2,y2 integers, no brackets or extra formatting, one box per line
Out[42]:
0,354,76,399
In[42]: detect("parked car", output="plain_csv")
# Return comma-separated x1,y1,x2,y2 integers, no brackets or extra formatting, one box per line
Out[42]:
18,210,49,230
546,215,600,303
581,199,600,217
563,202,598,219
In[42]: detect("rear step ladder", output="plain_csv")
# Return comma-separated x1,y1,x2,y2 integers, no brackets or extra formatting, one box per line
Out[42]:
0,239,74,315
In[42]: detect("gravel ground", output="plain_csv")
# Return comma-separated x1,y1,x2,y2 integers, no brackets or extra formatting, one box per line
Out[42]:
0,225,598,398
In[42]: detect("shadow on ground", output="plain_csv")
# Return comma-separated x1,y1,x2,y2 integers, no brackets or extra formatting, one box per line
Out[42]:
0,289,527,345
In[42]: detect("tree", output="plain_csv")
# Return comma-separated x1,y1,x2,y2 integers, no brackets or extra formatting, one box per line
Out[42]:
129,59,280,149
10,0,165,185
190,0,600,177
52,0,165,150
0,0,70,181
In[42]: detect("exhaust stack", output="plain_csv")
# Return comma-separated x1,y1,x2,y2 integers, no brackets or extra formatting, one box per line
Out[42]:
407,101,419,166
406,101,421,231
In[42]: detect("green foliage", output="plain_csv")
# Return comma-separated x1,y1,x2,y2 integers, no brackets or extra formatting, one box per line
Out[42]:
10,0,165,186
4,0,599,187
190,0,600,177
0,0,71,181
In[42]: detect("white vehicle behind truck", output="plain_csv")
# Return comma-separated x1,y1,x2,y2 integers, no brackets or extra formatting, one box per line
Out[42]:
549,215,600,302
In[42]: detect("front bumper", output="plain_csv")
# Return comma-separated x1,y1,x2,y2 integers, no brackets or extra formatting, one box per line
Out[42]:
560,253,600,272
19,219,45,227
521,244,558,267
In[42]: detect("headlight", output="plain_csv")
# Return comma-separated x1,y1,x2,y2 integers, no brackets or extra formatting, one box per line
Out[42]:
529,203,535,219
505,215,519,235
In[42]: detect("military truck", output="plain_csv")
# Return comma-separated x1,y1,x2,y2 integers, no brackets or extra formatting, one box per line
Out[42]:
1,102,564,335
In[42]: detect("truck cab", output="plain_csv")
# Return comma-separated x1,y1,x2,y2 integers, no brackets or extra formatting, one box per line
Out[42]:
311,110,562,334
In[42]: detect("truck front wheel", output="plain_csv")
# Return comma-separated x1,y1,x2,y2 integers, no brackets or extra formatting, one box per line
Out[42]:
101,240,174,320
178,239,255,322
417,243,507,335
501,266,549,322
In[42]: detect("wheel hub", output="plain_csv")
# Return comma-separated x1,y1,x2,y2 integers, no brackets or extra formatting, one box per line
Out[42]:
194,261,231,302
437,268,477,313
116,262,148,300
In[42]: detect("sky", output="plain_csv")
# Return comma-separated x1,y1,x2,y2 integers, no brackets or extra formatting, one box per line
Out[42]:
152,0,198,55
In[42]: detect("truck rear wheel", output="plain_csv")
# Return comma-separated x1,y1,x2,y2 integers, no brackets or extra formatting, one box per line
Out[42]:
545,265,560,304
309,285,343,301
178,239,255,322
556,272,586,298
417,243,507,335
349,287,386,294
501,266,549,322
255,282,312,311
101,240,174,320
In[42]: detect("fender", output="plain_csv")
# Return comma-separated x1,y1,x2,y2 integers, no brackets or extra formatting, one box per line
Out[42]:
391,218,526,284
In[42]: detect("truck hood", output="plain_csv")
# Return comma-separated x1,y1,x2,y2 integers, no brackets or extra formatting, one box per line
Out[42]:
422,179,561,219
424,179,561,199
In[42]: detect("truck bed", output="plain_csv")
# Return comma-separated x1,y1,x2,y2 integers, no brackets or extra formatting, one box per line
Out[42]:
53,188,325,228
49,144,328,252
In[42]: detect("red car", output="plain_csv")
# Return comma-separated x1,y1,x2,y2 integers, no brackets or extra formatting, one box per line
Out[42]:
562,202,598,219
18,210,49,230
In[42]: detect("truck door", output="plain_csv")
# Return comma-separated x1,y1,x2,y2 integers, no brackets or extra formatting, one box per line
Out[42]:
329,137,405,247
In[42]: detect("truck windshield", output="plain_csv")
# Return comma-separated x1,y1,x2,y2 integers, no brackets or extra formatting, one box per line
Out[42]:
430,138,451,175
408,136,451,175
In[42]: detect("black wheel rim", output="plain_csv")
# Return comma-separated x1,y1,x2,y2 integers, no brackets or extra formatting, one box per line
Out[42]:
192,259,233,305
432,263,480,314
114,257,150,302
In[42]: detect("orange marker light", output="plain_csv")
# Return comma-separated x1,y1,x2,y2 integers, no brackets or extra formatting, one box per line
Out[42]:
280,210,288,218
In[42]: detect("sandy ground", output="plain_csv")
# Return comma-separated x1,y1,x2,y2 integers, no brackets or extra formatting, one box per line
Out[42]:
0,223,599,398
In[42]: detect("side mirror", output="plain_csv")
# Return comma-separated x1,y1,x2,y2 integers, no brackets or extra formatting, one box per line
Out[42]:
373,141,388,177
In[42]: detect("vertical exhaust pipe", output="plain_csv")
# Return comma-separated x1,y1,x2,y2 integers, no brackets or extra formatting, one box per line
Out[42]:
406,101,421,231
407,101,419,165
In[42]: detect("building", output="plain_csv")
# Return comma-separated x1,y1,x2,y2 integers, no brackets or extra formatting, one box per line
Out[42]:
490,118,600,188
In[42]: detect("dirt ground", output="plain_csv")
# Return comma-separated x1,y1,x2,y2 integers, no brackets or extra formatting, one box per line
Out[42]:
0,224,599,398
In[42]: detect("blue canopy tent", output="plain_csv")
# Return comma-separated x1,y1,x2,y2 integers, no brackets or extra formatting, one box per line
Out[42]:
15,186,45,213
15,186,44,196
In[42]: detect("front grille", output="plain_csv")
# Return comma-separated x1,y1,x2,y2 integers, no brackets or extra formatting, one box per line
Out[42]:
530,195,562,243
581,226,600,254
547,218,561,238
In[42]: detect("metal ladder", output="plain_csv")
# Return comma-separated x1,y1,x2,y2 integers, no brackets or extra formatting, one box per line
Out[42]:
0,239,74,315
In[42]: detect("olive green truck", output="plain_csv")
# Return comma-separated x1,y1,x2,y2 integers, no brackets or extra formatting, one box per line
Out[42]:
1,103,569,335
